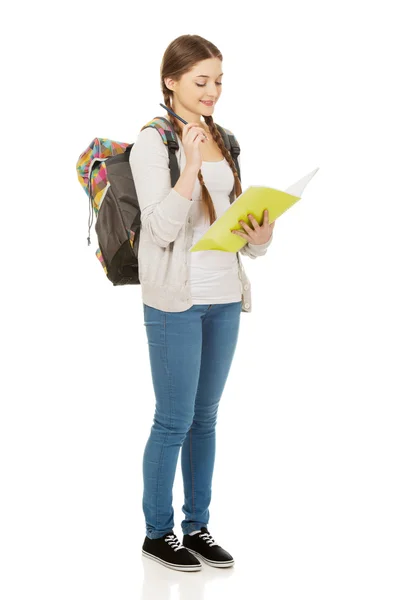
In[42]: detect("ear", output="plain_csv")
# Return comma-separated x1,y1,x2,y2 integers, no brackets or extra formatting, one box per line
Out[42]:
164,77,175,92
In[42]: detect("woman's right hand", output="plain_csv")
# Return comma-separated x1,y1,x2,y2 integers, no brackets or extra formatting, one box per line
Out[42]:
181,122,207,171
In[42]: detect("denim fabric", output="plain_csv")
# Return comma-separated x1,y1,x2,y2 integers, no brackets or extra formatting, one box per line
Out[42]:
142,301,242,539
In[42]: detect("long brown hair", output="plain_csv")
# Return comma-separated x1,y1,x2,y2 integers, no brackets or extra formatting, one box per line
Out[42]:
160,34,242,225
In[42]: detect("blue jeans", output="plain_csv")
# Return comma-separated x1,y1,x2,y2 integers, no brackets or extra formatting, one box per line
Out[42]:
142,301,242,539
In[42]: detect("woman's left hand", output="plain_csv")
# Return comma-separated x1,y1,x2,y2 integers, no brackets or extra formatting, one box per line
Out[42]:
231,209,275,245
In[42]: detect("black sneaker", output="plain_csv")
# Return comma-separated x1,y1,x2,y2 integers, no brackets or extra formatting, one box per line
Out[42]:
142,531,202,572
183,527,235,568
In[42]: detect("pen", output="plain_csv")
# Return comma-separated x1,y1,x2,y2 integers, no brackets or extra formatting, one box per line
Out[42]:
159,103,208,141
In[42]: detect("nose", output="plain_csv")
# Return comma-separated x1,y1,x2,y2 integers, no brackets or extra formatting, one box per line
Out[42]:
205,84,221,99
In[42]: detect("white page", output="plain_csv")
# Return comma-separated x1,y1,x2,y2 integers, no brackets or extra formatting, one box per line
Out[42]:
284,167,319,197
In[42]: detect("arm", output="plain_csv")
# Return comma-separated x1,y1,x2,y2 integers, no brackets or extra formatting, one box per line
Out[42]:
236,152,274,259
129,127,196,248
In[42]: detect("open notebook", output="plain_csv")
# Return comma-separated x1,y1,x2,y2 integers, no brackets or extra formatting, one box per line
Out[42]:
189,167,319,252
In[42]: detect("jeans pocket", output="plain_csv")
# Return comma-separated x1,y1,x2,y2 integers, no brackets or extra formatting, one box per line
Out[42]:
143,303,166,327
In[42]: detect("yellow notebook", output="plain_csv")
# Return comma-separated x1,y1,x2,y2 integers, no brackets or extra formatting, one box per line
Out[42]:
189,167,319,252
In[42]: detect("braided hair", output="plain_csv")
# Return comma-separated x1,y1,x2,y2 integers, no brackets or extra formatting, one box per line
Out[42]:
160,35,242,225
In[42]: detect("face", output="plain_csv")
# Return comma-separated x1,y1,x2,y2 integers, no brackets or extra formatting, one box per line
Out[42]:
164,57,223,125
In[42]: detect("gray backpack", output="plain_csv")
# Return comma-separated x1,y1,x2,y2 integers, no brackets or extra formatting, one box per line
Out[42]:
76,116,241,285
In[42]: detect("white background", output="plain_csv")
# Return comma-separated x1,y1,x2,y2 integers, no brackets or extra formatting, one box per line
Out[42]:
1,1,399,598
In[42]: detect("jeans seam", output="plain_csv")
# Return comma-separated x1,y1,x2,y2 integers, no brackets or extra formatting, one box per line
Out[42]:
190,427,196,521
156,311,172,531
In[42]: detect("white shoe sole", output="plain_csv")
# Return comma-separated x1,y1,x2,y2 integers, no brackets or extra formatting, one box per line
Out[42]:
142,549,202,571
186,548,235,568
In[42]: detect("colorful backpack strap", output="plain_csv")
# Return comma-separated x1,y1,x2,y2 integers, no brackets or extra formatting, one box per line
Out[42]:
140,116,181,188
140,116,180,146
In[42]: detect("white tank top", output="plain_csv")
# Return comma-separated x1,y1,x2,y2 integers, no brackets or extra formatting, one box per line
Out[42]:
187,158,242,304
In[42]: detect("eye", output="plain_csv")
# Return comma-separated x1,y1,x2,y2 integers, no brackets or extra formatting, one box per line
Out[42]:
196,82,223,87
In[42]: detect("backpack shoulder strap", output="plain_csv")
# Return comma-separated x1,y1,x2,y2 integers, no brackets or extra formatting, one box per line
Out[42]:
215,124,241,181
140,117,180,187
139,117,241,185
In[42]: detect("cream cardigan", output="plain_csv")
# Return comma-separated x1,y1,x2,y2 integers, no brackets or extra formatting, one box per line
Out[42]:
129,125,273,313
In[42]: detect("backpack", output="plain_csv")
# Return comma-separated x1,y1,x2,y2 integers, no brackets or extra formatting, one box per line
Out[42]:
75,116,241,286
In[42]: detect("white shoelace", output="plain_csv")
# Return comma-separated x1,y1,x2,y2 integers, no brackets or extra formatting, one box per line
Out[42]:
199,532,217,547
165,534,185,551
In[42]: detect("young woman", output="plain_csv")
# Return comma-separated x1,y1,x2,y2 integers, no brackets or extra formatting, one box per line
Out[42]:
129,34,275,572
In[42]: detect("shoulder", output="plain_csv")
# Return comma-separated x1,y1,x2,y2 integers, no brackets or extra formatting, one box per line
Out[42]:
130,124,169,158
136,124,165,144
